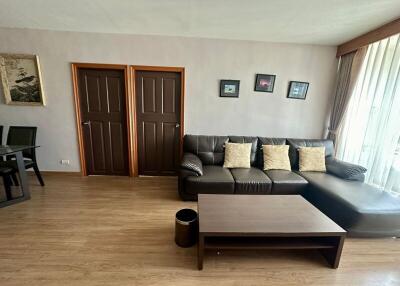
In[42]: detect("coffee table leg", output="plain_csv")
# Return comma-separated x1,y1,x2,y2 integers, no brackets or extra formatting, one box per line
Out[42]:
198,234,204,270
320,236,345,269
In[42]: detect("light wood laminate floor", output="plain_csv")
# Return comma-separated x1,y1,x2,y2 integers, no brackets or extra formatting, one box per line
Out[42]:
0,173,399,286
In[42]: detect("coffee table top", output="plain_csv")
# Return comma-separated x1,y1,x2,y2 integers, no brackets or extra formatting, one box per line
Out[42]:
198,195,346,236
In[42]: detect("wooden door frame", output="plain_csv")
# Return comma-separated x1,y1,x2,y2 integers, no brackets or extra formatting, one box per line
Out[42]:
71,63,134,176
130,65,185,176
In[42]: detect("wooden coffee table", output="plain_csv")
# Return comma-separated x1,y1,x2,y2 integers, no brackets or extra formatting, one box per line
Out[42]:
197,194,346,270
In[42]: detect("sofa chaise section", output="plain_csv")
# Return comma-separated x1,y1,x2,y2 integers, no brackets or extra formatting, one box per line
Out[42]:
286,138,400,237
300,171,400,237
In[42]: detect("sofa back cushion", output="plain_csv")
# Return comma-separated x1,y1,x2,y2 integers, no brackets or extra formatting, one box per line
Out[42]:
257,137,286,168
183,135,228,165
228,136,258,166
287,139,334,170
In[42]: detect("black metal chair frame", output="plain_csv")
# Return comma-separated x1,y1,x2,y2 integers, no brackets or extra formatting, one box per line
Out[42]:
0,125,3,145
1,167,17,201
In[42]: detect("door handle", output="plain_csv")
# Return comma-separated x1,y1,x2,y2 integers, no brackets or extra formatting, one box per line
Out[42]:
82,121,90,125
175,123,180,128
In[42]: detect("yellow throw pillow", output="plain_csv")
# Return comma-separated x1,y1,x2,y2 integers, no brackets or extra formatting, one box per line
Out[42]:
263,145,291,171
223,143,252,168
299,147,326,172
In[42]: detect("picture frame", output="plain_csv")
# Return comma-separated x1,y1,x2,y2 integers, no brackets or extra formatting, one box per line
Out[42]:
220,80,240,98
287,81,309,100
0,54,46,106
254,74,276,93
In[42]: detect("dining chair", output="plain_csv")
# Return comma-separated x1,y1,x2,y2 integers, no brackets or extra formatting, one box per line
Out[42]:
0,128,13,200
6,126,45,186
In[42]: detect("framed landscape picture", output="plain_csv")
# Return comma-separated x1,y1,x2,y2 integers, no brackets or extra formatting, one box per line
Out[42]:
254,74,276,93
0,54,46,106
287,81,309,100
220,80,240,98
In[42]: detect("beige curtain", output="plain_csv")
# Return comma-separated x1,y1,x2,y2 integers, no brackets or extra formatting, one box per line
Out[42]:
336,34,400,194
327,47,367,142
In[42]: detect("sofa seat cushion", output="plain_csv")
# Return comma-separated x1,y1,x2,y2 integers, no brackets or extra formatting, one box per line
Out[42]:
230,167,272,194
299,171,400,237
185,165,235,195
265,170,308,194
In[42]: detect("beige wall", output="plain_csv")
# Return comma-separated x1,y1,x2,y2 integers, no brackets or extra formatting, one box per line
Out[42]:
0,27,337,171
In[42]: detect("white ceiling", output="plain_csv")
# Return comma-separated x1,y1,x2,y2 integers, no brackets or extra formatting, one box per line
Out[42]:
0,0,399,45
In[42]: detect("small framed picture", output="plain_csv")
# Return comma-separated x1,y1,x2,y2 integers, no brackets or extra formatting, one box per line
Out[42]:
287,81,309,100
220,80,240,98
254,74,276,93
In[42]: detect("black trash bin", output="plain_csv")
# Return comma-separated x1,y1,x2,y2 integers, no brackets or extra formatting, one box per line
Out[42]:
175,208,198,248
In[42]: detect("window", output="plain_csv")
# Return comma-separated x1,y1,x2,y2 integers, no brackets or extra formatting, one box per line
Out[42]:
336,34,400,195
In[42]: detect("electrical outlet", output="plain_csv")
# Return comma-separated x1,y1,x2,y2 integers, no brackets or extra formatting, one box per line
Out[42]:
60,159,70,165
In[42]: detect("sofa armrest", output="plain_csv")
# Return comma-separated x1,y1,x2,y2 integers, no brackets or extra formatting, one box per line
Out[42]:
326,157,367,182
180,153,203,176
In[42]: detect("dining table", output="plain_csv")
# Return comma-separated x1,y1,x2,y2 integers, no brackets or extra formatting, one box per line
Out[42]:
0,145,38,208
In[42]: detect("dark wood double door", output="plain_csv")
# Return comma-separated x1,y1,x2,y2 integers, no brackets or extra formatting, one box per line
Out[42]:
77,68,182,176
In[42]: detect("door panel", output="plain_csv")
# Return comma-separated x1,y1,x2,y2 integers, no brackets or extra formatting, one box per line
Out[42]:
161,122,177,173
109,122,126,172
107,77,122,113
136,71,181,176
162,78,176,114
141,121,158,174
142,77,157,113
78,68,129,176
89,121,107,172
86,76,102,112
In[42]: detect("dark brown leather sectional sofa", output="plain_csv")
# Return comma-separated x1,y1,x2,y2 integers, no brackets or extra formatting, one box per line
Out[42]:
179,135,400,237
